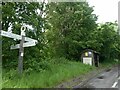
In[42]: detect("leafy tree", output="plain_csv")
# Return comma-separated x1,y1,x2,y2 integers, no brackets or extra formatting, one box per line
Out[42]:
2,2,46,70
2,1,119,71
96,22,120,61
45,2,98,60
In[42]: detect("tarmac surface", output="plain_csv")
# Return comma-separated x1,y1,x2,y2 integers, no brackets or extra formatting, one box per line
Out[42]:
74,67,119,89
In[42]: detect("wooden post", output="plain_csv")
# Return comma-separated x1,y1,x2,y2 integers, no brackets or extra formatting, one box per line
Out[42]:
18,25,26,75
18,35,25,75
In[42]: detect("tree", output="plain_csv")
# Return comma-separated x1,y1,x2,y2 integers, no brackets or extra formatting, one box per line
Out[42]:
2,2,46,70
96,22,120,61
45,2,98,60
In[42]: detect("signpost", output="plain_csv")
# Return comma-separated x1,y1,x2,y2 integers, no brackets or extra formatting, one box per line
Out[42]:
18,35,25,75
18,26,25,75
1,25,38,75
1,30,38,48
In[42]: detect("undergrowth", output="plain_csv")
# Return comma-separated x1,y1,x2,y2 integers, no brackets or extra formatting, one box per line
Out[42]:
2,57,94,88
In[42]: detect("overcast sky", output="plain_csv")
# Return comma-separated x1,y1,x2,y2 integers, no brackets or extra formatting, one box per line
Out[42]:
87,0,119,23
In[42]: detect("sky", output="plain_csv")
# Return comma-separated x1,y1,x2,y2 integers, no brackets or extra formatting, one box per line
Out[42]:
87,0,119,23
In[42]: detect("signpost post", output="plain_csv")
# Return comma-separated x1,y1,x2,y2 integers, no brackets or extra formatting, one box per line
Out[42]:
1,25,38,75
18,26,26,75
18,35,25,75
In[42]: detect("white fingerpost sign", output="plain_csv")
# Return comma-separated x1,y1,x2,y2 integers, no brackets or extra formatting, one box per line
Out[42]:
1,29,38,49
1,25,38,75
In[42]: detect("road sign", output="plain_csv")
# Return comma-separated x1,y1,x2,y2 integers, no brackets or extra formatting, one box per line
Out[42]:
1,30,37,42
11,41,37,49
1,30,38,49
1,25,38,75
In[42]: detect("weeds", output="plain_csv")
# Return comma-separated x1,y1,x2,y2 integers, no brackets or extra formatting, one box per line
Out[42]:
2,58,94,88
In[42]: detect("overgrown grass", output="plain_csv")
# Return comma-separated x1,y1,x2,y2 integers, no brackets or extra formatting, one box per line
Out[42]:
3,58,117,88
99,59,118,68
2,58,95,88
0,72,2,89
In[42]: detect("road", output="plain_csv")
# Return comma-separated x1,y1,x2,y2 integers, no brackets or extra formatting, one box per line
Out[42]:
74,66,119,89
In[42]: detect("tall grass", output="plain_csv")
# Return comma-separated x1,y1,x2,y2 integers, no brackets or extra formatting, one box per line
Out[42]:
0,72,2,89
99,59,118,68
2,58,95,88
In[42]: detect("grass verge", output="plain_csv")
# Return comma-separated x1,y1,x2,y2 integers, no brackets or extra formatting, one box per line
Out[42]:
2,58,95,88
99,59,118,68
3,58,118,88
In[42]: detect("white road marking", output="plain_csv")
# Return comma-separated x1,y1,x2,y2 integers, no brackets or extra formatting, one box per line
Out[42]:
111,76,119,88
112,81,118,88
118,76,120,80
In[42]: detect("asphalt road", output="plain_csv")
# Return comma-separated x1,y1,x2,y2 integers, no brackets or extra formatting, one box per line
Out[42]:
74,67,119,89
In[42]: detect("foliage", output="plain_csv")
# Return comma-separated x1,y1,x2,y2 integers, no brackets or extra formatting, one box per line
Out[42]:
95,22,120,61
46,2,120,61
2,2,120,88
2,2,120,71
45,2,98,60
2,2,46,69
2,59,94,88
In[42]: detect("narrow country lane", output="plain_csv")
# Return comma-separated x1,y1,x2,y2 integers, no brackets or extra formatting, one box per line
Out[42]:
74,67,119,89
